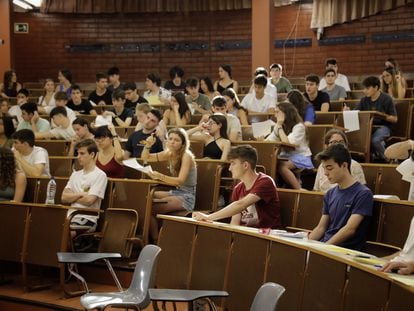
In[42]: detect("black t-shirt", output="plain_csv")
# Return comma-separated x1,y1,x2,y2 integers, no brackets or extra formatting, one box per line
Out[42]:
356,92,397,127
125,129,163,157
107,83,124,93
109,107,135,125
88,89,113,106
125,96,148,110
67,99,95,114
304,91,330,111
164,80,187,93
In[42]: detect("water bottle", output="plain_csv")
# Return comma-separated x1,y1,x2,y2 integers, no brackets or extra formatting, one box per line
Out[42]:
45,177,57,204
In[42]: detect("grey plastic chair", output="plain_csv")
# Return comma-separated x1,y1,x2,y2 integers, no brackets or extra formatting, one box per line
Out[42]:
59,244,161,311
250,282,286,311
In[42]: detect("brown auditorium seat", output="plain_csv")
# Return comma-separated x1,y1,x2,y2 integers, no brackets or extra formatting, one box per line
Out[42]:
95,208,139,258
377,164,410,200
247,113,271,124
377,199,414,248
22,204,71,290
109,178,159,245
277,189,298,228
387,100,413,144
194,159,223,212
49,156,77,177
36,176,70,205
189,225,232,307
337,111,373,162
155,218,196,289
241,125,255,141
35,140,68,156
0,203,29,262
224,233,269,311
24,177,39,202
189,140,204,158
301,252,347,310
295,191,323,231
314,112,336,125
232,141,284,179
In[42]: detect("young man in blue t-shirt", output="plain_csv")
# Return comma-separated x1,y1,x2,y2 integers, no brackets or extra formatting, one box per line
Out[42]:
309,144,373,251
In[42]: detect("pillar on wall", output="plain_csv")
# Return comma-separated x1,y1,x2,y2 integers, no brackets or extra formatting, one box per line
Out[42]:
251,0,274,74
0,0,12,78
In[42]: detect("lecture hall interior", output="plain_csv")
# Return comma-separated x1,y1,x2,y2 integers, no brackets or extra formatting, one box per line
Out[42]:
0,0,414,310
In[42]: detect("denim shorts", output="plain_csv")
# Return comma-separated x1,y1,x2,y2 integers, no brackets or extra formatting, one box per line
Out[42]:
169,189,195,212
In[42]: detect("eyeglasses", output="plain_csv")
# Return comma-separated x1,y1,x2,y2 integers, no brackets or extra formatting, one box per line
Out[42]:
326,75,335,78
17,95,26,99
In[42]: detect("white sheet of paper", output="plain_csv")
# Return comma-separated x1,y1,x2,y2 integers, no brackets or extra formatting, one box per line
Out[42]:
343,110,360,132
95,115,112,127
373,194,400,200
122,159,153,174
252,120,273,138
397,158,414,182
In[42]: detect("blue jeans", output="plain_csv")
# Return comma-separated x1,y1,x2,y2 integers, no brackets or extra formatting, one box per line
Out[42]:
371,126,391,160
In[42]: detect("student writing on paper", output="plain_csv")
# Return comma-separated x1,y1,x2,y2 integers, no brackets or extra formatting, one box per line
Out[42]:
309,144,373,251
314,129,366,193
141,128,197,242
352,76,398,162
187,114,231,161
265,102,313,189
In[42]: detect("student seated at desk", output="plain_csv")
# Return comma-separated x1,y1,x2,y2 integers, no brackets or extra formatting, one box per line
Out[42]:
309,144,373,251
350,76,397,162
0,147,26,202
192,145,281,229
382,216,414,275
385,140,414,201
264,102,313,190
12,129,50,177
187,113,231,161
35,106,76,141
62,139,108,233
142,128,197,241
314,129,366,193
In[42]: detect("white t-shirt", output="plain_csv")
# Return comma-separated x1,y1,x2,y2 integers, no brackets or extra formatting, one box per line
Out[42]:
8,105,23,123
23,146,50,177
319,73,351,92
38,95,56,111
313,159,366,192
50,125,76,141
65,166,108,222
241,93,276,113
226,114,242,141
266,123,311,157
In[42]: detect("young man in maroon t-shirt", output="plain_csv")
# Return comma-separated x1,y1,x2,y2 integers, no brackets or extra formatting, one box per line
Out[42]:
193,145,281,229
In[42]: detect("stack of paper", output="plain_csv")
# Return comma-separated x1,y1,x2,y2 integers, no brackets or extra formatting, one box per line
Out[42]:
122,159,153,174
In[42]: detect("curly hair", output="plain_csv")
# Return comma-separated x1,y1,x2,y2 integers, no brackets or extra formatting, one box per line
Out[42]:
0,147,16,190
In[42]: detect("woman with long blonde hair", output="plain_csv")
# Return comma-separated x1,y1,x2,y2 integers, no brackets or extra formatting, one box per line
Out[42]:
142,128,197,240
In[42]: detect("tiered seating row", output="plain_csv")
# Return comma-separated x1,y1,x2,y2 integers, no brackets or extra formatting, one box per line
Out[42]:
155,214,414,311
